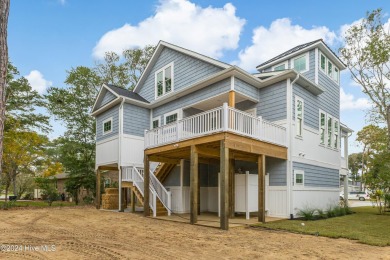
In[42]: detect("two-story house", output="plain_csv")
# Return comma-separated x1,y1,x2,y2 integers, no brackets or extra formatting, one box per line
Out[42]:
91,39,352,230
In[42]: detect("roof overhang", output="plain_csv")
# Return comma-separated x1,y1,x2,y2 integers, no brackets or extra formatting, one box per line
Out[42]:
341,123,354,133
256,41,346,71
90,84,120,114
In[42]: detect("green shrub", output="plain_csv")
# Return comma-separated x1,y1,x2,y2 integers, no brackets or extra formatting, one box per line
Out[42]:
297,207,316,220
315,209,328,219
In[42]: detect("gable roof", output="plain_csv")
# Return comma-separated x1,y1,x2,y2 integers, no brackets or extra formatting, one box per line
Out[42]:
256,39,346,71
105,84,149,103
133,40,231,93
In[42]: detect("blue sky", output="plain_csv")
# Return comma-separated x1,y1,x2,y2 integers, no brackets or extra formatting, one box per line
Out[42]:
8,0,390,153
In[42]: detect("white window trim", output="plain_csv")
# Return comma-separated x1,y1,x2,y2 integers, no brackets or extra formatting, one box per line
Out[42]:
272,61,288,71
291,52,309,73
319,52,326,72
155,62,174,100
295,96,304,137
294,170,304,186
327,114,334,148
102,117,113,135
164,109,182,125
334,119,339,149
319,51,340,85
151,116,160,129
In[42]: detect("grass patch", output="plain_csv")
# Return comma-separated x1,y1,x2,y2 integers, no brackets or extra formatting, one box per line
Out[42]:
0,200,76,208
255,207,390,246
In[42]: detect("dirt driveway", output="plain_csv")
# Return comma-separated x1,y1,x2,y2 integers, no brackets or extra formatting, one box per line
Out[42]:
0,207,389,259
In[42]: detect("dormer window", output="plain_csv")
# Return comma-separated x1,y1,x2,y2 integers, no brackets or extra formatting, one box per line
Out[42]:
292,54,308,73
156,63,174,98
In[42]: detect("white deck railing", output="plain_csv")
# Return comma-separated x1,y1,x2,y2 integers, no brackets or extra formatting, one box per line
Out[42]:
122,166,171,217
145,103,287,148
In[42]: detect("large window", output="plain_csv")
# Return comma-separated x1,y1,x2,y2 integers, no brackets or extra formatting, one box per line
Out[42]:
295,97,304,137
293,55,307,72
294,170,304,186
156,63,173,98
165,113,178,124
327,61,333,77
103,118,112,135
320,53,326,71
320,112,326,144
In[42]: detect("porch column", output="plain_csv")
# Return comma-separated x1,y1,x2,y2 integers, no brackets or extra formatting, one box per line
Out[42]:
96,169,101,209
118,167,124,212
229,158,235,217
258,154,265,223
144,154,150,217
228,90,235,108
190,145,199,224
220,141,229,230
344,175,349,207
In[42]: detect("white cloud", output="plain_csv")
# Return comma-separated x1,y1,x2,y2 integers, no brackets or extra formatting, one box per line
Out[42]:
340,88,371,111
236,18,338,71
93,0,245,59
25,70,52,94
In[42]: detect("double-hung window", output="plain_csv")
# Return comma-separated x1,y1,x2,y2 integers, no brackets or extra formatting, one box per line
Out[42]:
320,112,326,144
294,170,304,186
156,63,174,98
295,97,304,137
103,118,112,135
334,120,339,149
327,116,333,147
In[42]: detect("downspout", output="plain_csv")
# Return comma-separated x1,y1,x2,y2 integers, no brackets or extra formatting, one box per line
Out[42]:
288,74,299,218
118,97,125,212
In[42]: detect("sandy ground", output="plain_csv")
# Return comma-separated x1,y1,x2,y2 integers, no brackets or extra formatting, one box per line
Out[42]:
0,207,389,260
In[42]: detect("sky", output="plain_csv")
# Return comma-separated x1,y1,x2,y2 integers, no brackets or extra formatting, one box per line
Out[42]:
8,0,390,153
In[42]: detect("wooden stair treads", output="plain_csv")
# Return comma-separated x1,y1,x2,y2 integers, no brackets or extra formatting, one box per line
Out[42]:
155,163,176,183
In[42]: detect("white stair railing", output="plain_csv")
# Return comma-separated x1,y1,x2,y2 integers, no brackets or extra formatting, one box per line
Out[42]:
131,167,157,217
149,169,172,216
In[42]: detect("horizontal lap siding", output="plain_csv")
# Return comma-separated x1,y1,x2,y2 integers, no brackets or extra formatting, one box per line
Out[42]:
123,103,150,137
138,47,223,102
257,81,287,121
318,70,340,119
293,162,339,188
267,157,287,186
235,78,258,99
153,78,231,119
302,50,315,82
293,83,319,130
99,90,116,108
96,105,119,142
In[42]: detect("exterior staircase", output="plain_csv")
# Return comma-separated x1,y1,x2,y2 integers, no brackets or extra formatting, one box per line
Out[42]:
122,166,171,217
154,163,176,183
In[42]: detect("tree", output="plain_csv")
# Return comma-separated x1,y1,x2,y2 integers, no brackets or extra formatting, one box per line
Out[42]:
340,9,390,144
348,153,365,183
95,45,155,90
0,0,10,173
35,177,58,206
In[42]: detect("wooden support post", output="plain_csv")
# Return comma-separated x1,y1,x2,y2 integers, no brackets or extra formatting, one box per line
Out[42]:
198,171,201,215
144,154,150,217
229,159,235,218
258,154,265,223
190,145,199,224
131,189,135,212
96,169,101,209
228,90,235,108
118,167,124,212
220,141,229,230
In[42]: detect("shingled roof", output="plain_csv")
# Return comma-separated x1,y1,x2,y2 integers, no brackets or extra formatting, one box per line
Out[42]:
256,39,323,68
105,84,149,103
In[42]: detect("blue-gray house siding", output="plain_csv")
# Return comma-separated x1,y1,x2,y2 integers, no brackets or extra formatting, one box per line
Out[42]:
293,83,319,130
138,47,224,102
235,78,258,99
123,103,150,137
318,70,340,119
152,78,231,120
257,81,287,122
98,90,116,109
96,105,119,142
301,50,315,82
293,162,339,188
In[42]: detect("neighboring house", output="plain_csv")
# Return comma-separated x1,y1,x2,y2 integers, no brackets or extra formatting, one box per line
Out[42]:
91,39,353,230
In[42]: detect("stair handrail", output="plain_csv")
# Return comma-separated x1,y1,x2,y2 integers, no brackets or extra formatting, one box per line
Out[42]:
149,169,172,216
132,167,157,216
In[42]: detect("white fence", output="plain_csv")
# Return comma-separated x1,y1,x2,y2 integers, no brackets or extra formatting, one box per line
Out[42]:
145,103,287,148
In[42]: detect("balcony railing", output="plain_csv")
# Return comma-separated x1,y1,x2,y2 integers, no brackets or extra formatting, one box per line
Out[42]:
145,103,287,149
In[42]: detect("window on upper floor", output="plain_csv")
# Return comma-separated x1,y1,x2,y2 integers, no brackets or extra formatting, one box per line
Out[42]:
165,113,178,124
294,170,304,186
327,116,333,147
152,117,160,129
319,51,340,84
156,63,174,98
293,55,307,72
273,61,287,71
103,118,112,135
334,120,339,149
295,97,304,137
320,112,326,145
